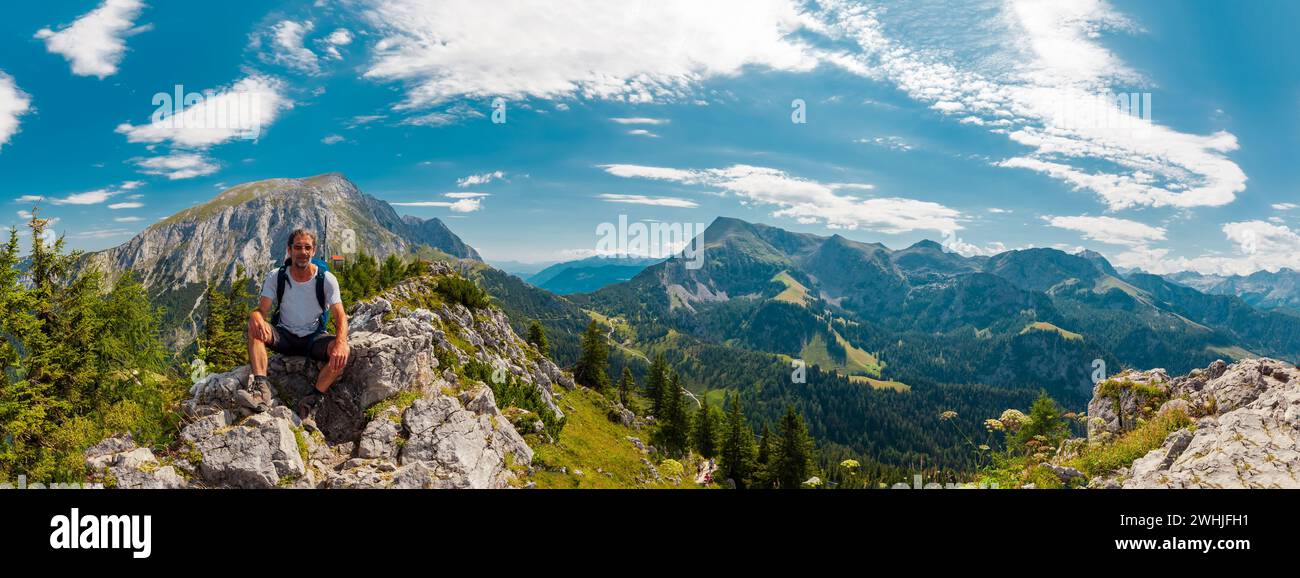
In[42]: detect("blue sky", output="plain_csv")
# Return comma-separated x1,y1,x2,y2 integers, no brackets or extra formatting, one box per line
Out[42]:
1,0,1298,273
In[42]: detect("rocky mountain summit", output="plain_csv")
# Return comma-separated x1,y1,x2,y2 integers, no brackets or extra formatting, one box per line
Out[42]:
84,262,573,489
1064,357,1300,488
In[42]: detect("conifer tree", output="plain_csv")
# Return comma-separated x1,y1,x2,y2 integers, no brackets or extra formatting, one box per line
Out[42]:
718,393,756,488
646,353,668,418
617,365,634,408
775,405,816,489
573,320,610,392
693,396,721,459
527,320,550,358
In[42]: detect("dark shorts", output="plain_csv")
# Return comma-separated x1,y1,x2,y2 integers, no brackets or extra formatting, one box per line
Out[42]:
268,325,334,362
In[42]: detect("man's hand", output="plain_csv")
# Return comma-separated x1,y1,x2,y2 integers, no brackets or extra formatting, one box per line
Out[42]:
248,312,273,343
328,339,350,371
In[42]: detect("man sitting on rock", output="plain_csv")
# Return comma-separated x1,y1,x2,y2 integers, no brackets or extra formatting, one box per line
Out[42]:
241,228,350,431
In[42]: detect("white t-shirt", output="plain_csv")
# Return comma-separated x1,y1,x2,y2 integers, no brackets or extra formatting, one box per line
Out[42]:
260,264,342,337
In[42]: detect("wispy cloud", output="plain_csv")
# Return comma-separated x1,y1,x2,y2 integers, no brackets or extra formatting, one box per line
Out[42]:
627,129,659,138
255,20,319,74
14,181,142,206
456,171,504,187
35,0,149,79
601,163,961,233
355,0,823,108
813,0,1246,210
610,117,669,125
391,192,487,212
108,202,143,209
321,134,345,145
597,193,698,208
1045,215,1166,246
132,152,219,180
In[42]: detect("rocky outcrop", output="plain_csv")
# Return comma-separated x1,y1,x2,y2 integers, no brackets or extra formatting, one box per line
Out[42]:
1076,358,1300,488
84,264,572,489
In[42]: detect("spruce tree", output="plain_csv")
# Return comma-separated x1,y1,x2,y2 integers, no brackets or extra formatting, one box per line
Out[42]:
527,320,550,358
754,421,774,489
693,397,723,459
775,405,815,489
573,320,610,391
657,372,691,457
617,365,634,407
646,353,668,418
718,393,756,488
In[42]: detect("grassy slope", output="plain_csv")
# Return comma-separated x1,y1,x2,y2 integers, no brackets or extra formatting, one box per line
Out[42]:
528,387,704,489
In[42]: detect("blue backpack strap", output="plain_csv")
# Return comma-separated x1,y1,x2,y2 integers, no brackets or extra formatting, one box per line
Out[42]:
314,265,329,333
272,261,289,327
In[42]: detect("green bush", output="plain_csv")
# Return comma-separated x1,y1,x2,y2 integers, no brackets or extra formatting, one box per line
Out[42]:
435,276,491,310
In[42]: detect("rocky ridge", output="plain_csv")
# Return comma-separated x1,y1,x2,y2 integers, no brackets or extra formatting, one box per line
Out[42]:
84,262,573,489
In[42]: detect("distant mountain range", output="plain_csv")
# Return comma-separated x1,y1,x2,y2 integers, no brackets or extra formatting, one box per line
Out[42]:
1164,268,1300,311
524,256,663,294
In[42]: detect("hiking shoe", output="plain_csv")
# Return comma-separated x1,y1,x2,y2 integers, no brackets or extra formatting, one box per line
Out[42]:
298,389,324,432
235,375,271,413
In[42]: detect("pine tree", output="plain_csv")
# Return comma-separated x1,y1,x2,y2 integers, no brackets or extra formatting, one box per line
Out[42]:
617,365,634,408
718,393,756,488
774,405,816,489
692,396,721,459
199,278,232,371
573,320,610,392
646,353,668,418
754,422,774,489
527,320,550,358
380,253,405,288
656,372,691,458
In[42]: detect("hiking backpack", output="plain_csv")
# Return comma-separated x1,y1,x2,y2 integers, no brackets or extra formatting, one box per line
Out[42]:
271,257,332,334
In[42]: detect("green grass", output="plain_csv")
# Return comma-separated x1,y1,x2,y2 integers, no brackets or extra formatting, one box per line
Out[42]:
365,388,425,421
1019,321,1083,341
1064,409,1193,478
529,388,703,489
848,375,911,392
799,330,883,377
771,271,810,305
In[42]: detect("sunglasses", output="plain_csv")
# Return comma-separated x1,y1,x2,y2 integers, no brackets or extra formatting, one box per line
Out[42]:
291,244,315,251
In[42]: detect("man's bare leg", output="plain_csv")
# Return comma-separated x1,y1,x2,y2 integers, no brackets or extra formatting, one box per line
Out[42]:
248,320,272,376
314,359,343,393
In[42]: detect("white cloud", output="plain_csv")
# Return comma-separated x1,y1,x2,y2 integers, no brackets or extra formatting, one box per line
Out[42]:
855,135,912,151
0,71,32,149
356,0,824,108
600,163,961,233
17,210,32,219
610,117,668,125
71,227,135,239
1045,215,1166,246
321,27,354,60
812,0,1247,210
456,171,504,187
988,208,1011,214
321,134,345,144
597,193,698,208
109,202,143,209
133,152,219,180
14,180,142,206
116,75,292,147
114,216,143,222
259,20,320,74
1111,221,1300,276
35,0,148,79
627,129,659,138
400,103,484,126
391,192,485,212
1273,203,1299,211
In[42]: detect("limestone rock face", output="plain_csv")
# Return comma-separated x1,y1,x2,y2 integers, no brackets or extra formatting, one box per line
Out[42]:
1076,358,1300,488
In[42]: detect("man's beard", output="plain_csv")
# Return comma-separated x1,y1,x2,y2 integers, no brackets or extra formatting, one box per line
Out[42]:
293,256,311,269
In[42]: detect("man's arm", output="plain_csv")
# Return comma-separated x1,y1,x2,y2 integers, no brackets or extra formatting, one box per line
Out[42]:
248,296,274,341
327,302,350,370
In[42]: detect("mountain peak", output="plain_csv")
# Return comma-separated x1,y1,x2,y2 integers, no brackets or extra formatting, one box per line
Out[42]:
906,239,944,251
